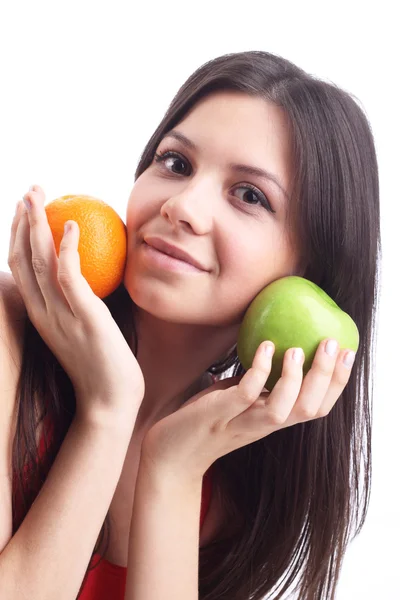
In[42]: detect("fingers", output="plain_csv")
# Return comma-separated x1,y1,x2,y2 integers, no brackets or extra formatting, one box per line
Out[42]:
213,341,275,426
22,186,69,312
8,200,23,265
225,345,304,438
261,346,305,424
9,197,47,317
237,341,275,399
286,339,338,423
29,186,100,319
313,347,355,417
8,185,97,324
225,338,356,440
285,340,355,425
56,214,104,320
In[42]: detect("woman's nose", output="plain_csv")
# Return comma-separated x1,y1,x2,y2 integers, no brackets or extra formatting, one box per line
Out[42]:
160,182,215,235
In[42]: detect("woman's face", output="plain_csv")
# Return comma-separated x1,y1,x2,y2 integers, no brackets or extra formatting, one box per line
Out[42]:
125,91,298,327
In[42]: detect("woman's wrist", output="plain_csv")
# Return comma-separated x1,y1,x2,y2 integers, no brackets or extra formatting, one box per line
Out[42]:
139,442,205,492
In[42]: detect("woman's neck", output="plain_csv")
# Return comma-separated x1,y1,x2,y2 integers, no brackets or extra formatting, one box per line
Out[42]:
130,307,238,434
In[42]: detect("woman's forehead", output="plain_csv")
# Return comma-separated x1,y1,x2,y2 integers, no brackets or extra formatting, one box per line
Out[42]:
170,93,292,199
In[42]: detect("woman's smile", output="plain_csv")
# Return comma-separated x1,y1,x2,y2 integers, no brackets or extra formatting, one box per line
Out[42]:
141,242,208,274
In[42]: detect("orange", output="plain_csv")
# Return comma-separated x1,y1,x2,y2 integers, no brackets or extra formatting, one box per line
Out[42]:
45,194,127,299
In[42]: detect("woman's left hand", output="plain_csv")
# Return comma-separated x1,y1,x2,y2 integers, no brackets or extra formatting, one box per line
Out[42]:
141,339,355,482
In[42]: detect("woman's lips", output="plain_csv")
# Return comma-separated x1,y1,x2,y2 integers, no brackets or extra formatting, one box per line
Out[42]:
142,242,206,273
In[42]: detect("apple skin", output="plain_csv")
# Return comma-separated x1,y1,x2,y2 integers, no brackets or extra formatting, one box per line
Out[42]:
237,276,359,392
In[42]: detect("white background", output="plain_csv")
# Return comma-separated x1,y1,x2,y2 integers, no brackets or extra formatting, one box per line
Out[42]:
0,1,398,598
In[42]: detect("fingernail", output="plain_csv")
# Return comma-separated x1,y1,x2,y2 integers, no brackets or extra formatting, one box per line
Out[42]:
23,196,32,211
325,339,338,356
343,351,355,368
264,343,274,358
292,348,304,363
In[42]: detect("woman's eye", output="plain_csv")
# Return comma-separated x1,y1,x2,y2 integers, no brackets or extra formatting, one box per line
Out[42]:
153,150,275,214
232,185,275,213
154,150,190,176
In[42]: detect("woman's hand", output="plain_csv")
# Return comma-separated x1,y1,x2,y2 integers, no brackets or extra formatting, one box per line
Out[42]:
8,185,145,427
141,339,356,482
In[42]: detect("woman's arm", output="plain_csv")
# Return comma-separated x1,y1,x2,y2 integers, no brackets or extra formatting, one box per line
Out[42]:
0,413,136,600
125,456,202,600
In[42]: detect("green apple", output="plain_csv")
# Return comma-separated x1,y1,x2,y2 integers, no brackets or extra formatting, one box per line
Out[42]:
237,276,359,391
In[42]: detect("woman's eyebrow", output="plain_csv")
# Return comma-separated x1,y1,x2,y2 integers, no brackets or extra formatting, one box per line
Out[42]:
161,130,289,202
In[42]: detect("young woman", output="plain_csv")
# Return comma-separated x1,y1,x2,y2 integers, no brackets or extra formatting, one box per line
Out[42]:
0,50,380,599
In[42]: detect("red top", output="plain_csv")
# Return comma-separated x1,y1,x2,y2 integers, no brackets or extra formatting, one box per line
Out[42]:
78,468,213,599
30,415,214,600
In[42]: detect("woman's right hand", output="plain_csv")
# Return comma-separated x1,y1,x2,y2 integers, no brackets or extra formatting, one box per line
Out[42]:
8,185,145,428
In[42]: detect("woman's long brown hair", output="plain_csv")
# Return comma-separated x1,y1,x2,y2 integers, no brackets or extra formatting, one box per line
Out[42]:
11,50,381,599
